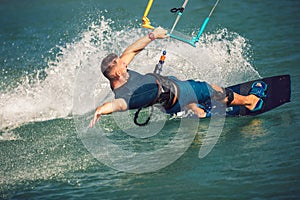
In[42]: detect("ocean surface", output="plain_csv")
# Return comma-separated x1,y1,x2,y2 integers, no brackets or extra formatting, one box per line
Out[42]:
1,0,300,199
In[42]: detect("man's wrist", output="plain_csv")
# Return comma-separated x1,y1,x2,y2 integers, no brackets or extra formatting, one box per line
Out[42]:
148,32,155,41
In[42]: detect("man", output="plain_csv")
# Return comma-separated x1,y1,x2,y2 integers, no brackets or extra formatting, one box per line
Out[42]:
89,27,266,128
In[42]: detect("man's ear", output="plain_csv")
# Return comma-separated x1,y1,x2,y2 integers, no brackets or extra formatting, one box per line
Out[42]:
115,70,122,78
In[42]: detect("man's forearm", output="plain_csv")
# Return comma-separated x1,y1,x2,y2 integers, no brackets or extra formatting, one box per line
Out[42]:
120,27,168,65
122,35,152,57
98,98,128,115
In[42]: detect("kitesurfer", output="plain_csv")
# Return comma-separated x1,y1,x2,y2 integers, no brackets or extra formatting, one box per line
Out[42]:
89,27,266,127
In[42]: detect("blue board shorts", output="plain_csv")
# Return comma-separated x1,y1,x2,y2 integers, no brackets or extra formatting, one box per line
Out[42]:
165,76,214,114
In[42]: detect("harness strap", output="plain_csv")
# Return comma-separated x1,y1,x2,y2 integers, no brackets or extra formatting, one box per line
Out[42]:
147,73,177,109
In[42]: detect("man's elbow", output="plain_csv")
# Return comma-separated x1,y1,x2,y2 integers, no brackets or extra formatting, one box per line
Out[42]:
117,103,128,112
113,99,128,112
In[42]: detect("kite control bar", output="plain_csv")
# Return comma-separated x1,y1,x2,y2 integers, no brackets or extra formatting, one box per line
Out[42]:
141,0,220,47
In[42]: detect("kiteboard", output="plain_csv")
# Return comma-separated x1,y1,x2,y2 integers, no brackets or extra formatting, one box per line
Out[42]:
208,74,291,117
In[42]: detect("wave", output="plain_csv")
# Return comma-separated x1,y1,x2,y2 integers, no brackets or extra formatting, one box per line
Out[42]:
0,17,259,131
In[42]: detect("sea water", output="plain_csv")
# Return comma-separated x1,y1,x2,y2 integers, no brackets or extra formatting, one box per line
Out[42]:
1,0,300,199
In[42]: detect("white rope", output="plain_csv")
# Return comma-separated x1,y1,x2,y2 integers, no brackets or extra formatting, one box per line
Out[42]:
208,0,220,18
169,0,189,34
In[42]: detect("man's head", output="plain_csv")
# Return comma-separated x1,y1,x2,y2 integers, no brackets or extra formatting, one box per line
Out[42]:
101,53,128,82
101,53,118,80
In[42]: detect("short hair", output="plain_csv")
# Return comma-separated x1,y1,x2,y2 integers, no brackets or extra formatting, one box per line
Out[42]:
101,53,118,79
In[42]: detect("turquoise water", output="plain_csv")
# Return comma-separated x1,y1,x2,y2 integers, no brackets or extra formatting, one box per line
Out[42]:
1,0,300,199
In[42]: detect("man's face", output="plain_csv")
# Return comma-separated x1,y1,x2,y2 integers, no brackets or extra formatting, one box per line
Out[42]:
110,58,127,77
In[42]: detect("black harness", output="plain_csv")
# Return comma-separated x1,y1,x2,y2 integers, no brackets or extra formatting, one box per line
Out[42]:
133,73,178,126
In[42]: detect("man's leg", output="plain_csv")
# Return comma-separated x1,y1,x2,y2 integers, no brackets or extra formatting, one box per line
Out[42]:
210,83,260,111
184,81,261,118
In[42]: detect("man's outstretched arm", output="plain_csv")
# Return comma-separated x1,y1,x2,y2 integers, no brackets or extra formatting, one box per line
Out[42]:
120,27,168,66
89,98,128,128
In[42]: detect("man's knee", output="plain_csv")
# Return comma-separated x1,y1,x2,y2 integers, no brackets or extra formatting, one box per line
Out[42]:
210,87,234,106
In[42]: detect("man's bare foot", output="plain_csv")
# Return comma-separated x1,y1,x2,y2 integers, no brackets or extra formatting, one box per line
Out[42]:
246,82,265,111
245,94,261,111
186,103,207,118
